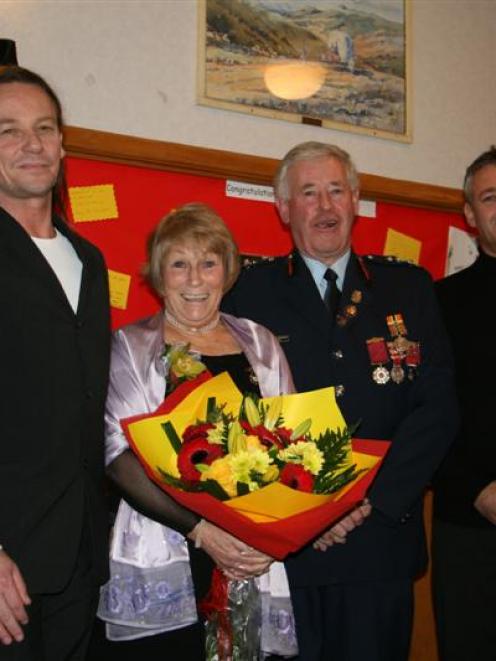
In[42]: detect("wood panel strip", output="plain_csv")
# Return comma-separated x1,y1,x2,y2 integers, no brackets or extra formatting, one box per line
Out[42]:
63,126,464,213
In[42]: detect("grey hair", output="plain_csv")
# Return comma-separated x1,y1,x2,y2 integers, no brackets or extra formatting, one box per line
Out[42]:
274,141,359,201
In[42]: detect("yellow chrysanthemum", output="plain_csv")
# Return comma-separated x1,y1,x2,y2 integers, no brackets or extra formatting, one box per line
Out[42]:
278,441,324,475
200,456,237,497
231,450,271,489
261,464,280,484
206,423,224,445
245,435,264,452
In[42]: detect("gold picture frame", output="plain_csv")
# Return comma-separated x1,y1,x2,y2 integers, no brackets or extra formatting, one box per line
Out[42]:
197,0,412,142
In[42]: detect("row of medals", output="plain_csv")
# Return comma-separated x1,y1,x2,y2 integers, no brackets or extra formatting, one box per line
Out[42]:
367,314,420,385
333,290,420,386
332,292,418,385
373,336,417,385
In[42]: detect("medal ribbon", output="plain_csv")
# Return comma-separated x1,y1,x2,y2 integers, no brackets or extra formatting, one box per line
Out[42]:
406,342,421,367
386,314,407,337
366,338,389,365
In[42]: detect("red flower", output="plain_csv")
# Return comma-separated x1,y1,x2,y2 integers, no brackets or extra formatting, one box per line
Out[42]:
240,422,286,449
183,423,215,444
274,427,294,445
280,464,315,492
177,437,224,482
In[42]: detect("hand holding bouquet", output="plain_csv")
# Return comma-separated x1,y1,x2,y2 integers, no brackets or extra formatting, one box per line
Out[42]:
123,371,388,559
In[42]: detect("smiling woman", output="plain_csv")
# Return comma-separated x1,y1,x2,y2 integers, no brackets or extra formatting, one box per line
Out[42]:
90,202,297,659
144,204,242,355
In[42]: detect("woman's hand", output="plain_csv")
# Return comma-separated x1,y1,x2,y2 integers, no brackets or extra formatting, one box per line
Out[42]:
188,520,272,580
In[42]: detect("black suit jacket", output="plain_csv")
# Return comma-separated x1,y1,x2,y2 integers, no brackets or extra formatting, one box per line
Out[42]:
433,251,496,528
224,251,457,585
0,207,111,593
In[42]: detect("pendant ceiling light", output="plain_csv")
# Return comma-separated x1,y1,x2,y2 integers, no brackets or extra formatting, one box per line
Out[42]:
264,60,326,101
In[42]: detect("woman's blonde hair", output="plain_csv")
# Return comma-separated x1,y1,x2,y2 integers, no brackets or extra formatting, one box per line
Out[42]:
144,203,240,297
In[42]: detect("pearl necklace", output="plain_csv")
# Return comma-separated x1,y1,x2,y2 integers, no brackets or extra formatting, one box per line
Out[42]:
164,309,220,335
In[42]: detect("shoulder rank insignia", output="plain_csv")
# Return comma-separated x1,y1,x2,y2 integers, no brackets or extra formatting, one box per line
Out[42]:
240,254,275,269
364,254,417,267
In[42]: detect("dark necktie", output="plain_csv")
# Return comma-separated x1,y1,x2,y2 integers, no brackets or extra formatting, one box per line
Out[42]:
323,268,340,318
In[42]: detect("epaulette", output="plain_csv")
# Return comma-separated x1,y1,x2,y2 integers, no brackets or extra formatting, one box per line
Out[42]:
240,254,277,269
363,254,419,267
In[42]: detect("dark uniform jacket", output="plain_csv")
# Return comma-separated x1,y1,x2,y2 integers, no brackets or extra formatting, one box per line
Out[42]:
223,251,457,585
0,207,111,593
433,251,496,528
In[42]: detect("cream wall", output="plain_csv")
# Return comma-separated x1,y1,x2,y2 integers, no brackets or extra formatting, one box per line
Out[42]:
1,0,495,188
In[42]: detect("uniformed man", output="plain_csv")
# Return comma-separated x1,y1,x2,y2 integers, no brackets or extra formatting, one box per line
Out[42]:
223,141,457,661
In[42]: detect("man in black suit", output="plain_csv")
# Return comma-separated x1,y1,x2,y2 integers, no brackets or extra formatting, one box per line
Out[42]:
0,66,110,659
224,141,457,660
432,147,496,661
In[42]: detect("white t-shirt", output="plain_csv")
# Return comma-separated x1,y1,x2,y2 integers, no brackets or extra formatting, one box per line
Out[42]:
32,229,82,313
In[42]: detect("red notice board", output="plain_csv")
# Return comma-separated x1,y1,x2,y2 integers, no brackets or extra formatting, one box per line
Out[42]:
65,156,470,330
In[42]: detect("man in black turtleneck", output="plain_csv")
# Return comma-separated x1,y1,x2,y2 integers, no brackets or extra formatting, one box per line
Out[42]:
432,146,496,661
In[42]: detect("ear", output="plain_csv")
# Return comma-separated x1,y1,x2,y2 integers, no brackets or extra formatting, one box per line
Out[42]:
352,188,360,216
464,201,477,229
276,198,291,226
59,132,66,159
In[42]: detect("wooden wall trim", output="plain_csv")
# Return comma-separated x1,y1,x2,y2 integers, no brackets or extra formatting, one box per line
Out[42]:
64,125,464,214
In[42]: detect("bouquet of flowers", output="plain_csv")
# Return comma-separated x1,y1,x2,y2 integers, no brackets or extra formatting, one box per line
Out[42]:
122,345,389,660
159,387,364,503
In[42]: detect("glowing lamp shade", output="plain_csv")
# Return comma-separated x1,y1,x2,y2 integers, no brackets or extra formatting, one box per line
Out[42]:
264,61,326,101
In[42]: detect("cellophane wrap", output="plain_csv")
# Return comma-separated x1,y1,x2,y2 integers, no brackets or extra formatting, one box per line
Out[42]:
203,571,261,661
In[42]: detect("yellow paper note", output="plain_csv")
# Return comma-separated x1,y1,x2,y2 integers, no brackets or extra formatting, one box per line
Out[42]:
108,269,131,310
69,184,118,222
384,228,421,265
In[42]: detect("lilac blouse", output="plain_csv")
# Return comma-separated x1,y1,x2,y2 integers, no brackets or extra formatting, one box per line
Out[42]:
97,312,298,657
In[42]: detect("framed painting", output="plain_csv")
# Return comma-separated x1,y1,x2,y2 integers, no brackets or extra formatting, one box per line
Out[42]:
197,0,411,142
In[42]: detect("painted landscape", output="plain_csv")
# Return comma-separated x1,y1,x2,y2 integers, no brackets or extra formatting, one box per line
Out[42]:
201,0,408,138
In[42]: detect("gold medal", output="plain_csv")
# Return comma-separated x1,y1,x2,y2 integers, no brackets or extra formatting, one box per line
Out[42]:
373,366,390,384
351,290,362,304
345,304,357,317
336,290,363,327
